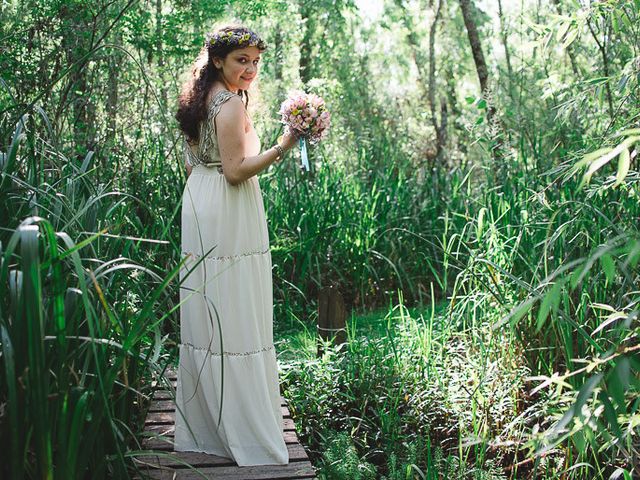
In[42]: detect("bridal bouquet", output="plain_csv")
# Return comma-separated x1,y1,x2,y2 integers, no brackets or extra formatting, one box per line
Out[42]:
279,91,331,171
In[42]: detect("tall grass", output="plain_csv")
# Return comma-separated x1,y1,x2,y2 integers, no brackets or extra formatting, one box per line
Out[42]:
264,125,472,325
0,112,184,478
280,294,535,479
3,97,638,478
428,138,640,476
273,122,639,478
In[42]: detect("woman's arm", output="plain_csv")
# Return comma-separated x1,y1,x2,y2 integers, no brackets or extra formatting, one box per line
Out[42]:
185,161,193,178
215,96,295,186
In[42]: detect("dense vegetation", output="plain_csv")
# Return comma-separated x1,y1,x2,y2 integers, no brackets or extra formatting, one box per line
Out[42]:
1,0,638,478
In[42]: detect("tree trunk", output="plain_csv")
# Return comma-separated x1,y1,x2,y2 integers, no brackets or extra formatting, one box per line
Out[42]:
459,0,502,163
587,15,614,120
428,0,446,160
156,0,167,109
458,0,489,98
107,30,121,144
394,0,447,161
274,28,283,83
59,6,96,153
496,0,513,79
299,2,313,86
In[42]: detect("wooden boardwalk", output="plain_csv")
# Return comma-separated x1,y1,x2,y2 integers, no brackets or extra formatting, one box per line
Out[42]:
134,367,317,479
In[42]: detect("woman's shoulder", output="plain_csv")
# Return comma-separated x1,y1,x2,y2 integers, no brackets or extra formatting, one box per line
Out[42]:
211,96,248,131
208,89,244,117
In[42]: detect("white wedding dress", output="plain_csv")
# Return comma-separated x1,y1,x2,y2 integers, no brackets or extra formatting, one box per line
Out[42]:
174,90,289,466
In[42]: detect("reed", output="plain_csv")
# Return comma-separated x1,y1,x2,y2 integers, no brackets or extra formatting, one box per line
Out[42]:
0,112,183,479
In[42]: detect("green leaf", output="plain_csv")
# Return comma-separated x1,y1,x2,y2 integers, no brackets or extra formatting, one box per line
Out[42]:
609,468,633,480
626,239,640,268
494,296,536,330
614,147,630,187
617,128,640,136
66,390,90,477
575,373,604,418
80,151,94,173
556,20,571,43
562,28,579,49
0,324,24,480
600,254,615,282
574,147,612,171
536,282,561,333
617,74,629,93
570,264,586,290
476,207,486,240
0,115,27,193
599,391,622,438
570,429,585,451
584,76,609,85
611,357,630,409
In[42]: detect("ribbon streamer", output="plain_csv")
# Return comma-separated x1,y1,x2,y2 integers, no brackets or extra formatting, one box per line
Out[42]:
299,137,310,172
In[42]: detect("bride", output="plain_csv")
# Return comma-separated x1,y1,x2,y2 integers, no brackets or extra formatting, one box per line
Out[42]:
173,24,297,466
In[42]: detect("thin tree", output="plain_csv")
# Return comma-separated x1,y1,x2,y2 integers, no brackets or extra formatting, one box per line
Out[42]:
427,0,447,161
299,1,314,86
156,0,167,110
458,0,492,121
395,0,447,160
586,11,614,120
496,0,512,79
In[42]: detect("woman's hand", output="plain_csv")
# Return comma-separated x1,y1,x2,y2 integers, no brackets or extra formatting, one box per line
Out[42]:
279,128,298,151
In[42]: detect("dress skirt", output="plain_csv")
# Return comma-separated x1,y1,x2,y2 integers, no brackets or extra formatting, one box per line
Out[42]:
174,163,289,466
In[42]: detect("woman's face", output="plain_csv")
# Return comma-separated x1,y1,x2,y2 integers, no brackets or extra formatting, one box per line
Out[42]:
214,46,261,91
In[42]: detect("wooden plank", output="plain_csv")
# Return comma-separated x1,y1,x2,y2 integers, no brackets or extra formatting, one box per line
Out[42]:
142,430,302,451
141,428,301,442
137,368,316,479
151,390,173,400
151,389,287,407
145,412,296,430
135,443,309,468
148,401,291,418
151,379,288,398
134,459,316,479
143,424,177,435
143,408,293,424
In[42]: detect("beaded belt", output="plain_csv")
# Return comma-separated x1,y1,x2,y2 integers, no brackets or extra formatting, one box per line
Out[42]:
197,162,224,174
180,341,274,357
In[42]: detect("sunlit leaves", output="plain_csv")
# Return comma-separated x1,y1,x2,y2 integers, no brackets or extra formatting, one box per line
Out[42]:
573,132,640,188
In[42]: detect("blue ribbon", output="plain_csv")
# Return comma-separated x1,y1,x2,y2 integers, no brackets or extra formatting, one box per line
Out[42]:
299,137,309,172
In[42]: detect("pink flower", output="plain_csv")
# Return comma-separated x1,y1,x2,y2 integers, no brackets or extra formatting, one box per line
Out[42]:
279,91,330,143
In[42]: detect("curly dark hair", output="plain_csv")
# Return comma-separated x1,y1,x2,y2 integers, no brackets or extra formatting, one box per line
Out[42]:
175,25,267,144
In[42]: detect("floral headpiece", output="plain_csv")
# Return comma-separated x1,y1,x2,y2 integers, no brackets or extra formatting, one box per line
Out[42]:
205,28,267,51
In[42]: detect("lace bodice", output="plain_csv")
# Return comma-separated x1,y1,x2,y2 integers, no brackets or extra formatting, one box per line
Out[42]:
184,90,240,169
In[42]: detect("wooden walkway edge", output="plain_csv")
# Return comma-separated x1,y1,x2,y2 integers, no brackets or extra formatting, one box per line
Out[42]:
133,367,317,479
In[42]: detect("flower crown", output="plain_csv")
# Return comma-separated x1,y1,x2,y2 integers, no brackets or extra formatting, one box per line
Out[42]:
205,29,267,51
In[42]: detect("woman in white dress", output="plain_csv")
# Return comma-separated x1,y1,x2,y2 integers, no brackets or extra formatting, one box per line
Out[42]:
173,25,297,466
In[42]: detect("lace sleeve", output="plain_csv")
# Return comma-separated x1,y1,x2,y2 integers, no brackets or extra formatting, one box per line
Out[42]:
199,90,241,165
183,138,201,167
